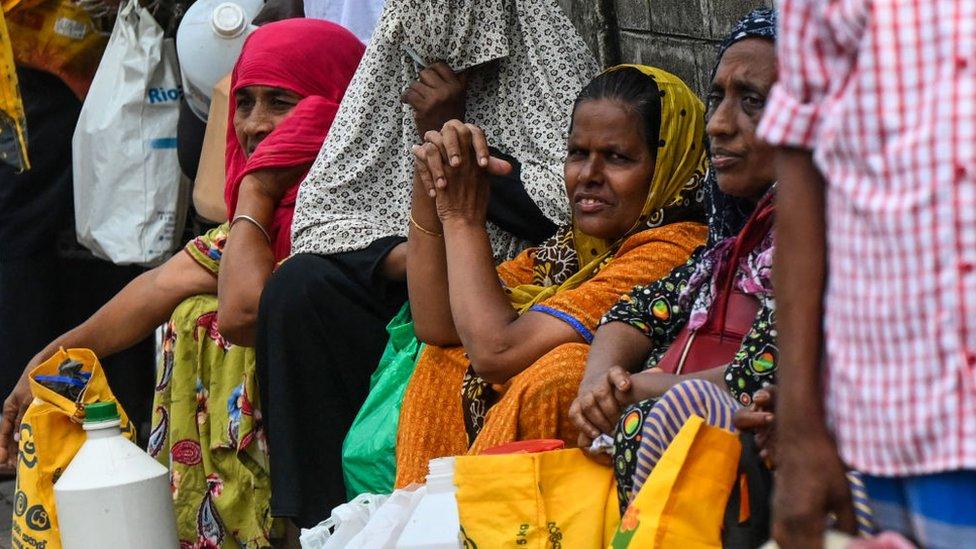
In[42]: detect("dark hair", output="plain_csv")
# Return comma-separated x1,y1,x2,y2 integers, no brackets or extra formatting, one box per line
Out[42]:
570,67,663,155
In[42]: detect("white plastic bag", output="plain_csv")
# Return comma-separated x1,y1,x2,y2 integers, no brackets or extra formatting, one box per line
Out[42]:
345,486,425,548
300,493,388,549
72,0,188,266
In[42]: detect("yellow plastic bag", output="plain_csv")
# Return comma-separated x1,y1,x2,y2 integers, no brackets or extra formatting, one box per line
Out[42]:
12,348,135,549
0,8,27,171
610,415,741,549
454,448,620,548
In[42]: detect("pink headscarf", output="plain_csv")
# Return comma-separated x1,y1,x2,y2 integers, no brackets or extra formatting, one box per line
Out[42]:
225,19,365,260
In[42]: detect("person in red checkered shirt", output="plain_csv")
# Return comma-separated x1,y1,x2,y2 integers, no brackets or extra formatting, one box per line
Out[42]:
758,1,976,547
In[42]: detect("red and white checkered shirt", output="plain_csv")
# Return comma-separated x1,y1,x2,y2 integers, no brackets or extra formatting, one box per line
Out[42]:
758,0,976,476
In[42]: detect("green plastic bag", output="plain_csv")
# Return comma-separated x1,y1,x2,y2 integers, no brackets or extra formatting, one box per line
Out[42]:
342,304,423,497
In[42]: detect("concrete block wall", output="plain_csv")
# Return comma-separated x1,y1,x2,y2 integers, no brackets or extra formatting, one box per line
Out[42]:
558,0,773,95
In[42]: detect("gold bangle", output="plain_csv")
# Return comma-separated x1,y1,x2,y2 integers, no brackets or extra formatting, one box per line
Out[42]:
410,213,443,238
231,214,272,244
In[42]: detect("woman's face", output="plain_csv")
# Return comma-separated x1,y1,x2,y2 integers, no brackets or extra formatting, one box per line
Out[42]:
233,85,303,157
564,98,655,241
706,38,777,200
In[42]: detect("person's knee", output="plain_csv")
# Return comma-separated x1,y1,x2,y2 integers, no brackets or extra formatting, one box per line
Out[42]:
511,343,588,398
659,378,734,428
259,253,326,322
668,378,716,399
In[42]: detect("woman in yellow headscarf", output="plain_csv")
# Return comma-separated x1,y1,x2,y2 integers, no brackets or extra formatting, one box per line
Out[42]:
396,65,708,485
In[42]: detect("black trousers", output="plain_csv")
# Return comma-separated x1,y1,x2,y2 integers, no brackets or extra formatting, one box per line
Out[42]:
256,237,407,527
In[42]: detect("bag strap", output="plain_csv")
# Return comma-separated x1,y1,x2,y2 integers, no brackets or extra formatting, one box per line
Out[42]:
707,193,775,334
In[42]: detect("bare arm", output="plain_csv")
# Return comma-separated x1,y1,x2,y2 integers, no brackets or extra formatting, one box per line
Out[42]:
406,162,458,345
401,61,472,342
624,365,727,401
0,250,214,465
442,219,582,384
571,321,724,438
217,170,290,346
772,149,829,473
771,147,856,543
415,121,583,383
569,321,653,439
40,251,215,361
583,321,653,382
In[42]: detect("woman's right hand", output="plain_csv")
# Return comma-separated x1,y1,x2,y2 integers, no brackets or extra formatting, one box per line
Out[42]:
239,165,309,206
569,366,634,441
733,385,777,466
401,62,469,137
0,360,40,468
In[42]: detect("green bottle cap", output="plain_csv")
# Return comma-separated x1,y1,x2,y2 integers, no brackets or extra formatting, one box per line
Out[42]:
84,402,120,423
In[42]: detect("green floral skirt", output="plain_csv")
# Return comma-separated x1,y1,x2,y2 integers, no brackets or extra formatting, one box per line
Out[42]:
149,294,273,548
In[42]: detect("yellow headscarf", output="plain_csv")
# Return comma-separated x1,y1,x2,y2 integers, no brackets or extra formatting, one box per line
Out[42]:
507,65,708,313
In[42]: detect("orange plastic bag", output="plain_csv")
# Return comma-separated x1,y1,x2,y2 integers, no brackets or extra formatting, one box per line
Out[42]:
5,0,108,99
454,448,619,548
0,0,109,171
610,415,741,548
12,348,134,549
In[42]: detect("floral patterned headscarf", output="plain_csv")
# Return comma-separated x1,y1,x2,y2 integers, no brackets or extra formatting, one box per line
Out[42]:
290,0,600,260
682,8,780,325
705,7,778,244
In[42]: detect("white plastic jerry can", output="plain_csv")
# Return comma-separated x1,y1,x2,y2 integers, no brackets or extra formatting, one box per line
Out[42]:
396,457,462,549
176,0,264,121
54,402,178,549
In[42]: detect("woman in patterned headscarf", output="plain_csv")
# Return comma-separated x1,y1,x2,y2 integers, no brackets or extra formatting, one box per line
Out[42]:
569,8,781,517
394,65,710,486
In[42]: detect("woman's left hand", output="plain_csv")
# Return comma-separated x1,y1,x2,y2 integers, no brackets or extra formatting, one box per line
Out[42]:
415,120,491,226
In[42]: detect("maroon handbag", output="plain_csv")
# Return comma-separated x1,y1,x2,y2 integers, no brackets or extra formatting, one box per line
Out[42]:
656,194,775,375
656,289,760,374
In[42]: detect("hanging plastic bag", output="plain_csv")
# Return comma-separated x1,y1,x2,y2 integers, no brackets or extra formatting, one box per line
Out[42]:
345,486,425,549
12,348,135,549
300,493,389,549
610,415,741,548
0,9,27,171
453,448,620,548
72,0,188,266
342,304,422,497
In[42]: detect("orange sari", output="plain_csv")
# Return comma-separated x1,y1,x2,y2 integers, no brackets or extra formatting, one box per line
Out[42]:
395,221,707,486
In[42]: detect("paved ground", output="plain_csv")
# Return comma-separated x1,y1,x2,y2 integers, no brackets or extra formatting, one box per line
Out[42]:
0,479,13,549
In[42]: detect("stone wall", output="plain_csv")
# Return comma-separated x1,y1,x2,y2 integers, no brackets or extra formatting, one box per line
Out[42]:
558,0,773,95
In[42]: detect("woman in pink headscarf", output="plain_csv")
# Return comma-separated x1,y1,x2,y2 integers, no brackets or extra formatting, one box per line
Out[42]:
0,19,365,547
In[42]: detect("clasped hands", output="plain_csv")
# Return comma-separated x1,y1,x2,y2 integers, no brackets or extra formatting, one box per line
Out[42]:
412,120,512,225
